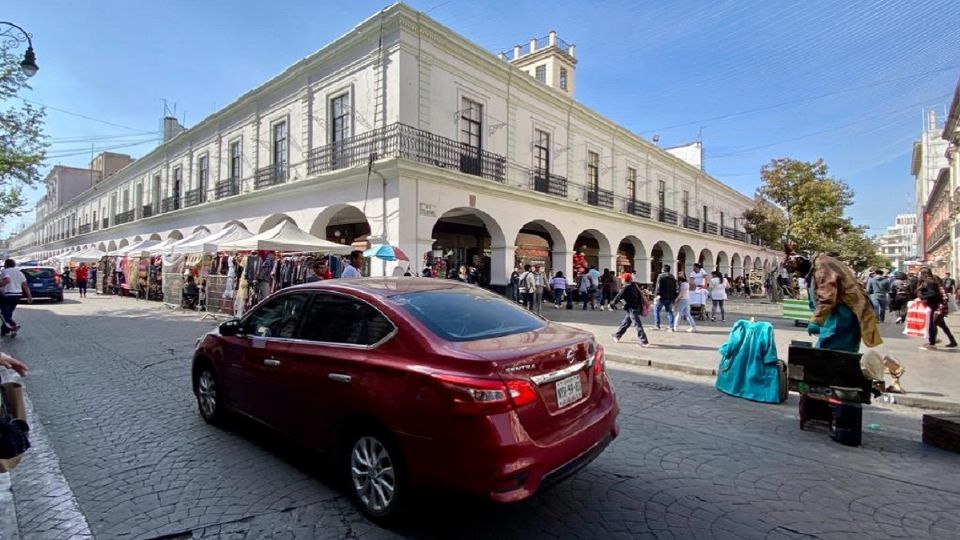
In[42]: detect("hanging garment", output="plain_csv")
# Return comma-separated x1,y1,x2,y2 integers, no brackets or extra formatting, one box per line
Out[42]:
715,320,782,404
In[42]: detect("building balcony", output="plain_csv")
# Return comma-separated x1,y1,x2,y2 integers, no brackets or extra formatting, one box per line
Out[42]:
78,224,91,235
622,199,652,219
721,226,738,240
927,221,950,251
142,204,154,219
115,209,136,225
307,123,507,184
215,178,240,200
683,216,700,231
101,218,109,230
704,221,719,235
160,196,180,213
255,163,288,190
530,170,567,197
657,208,678,225
183,188,205,208
583,186,614,209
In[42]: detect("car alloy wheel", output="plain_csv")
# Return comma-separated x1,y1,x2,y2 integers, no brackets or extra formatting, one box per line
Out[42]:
196,368,221,423
350,435,398,517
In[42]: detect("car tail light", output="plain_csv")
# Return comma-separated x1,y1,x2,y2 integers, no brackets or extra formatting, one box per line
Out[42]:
54,273,62,285
434,373,538,414
593,344,605,375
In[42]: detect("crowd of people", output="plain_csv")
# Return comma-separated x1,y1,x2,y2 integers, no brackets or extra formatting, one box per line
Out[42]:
865,267,957,350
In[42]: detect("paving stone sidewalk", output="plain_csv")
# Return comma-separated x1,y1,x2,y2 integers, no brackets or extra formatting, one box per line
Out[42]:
543,298,960,411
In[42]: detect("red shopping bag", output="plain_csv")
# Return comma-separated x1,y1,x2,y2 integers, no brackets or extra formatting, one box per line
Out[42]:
904,299,930,339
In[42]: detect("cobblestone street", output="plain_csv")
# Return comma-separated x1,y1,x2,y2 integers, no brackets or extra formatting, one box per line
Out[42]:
3,293,960,539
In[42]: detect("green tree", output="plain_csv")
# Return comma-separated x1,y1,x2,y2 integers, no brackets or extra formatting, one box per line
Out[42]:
0,48,46,221
742,157,881,269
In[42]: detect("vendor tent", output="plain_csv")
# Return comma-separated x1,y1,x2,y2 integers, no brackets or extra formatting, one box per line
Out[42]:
148,236,184,255
110,239,161,257
64,248,107,263
171,225,250,254
166,229,211,254
217,220,353,254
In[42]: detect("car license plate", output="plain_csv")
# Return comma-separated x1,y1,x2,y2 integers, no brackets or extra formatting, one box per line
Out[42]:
555,374,583,408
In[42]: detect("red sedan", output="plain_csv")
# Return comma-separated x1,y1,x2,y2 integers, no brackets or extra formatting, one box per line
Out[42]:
191,278,619,523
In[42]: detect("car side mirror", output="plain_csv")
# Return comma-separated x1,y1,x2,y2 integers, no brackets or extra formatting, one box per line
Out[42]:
219,318,243,337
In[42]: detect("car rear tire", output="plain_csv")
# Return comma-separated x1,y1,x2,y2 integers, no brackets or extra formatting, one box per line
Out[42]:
346,429,410,525
55,295,64,303
194,363,225,425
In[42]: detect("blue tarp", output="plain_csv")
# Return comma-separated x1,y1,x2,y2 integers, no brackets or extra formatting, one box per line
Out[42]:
715,319,781,403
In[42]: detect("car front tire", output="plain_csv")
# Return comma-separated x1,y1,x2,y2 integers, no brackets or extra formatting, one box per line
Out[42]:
346,429,409,525
194,363,225,425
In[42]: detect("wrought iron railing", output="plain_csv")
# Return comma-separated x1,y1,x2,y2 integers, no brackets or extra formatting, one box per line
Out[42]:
704,221,719,235
142,204,154,219
657,208,678,225
583,186,614,209
684,216,701,231
78,224,91,235
623,199,651,218
530,170,567,197
102,218,109,229
928,221,950,250
115,209,135,225
183,188,204,208
255,163,288,190
215,178,240,199
721,226,738,240
160,195,180,213
307,123,507,184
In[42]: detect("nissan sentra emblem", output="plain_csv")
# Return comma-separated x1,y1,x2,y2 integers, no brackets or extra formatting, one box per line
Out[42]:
566,350,576,363
505,363,536,373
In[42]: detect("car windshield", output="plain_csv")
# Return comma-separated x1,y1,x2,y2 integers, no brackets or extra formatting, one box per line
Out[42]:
21,268,55,280
390,288,546,342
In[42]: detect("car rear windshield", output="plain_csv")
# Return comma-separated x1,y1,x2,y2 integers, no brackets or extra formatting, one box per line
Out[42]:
21,268,55,280
389,288,546,342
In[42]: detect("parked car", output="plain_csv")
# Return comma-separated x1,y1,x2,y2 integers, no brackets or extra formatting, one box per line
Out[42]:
191,278,619,523
20,266,64,302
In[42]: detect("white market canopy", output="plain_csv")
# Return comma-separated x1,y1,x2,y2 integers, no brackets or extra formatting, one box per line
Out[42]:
217,220,353,254
63,248,106,263
148,236,183,255
166,229,210,254
172,224,251,254
109,239,161,257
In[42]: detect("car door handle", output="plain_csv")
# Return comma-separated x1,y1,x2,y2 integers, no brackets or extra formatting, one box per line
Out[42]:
263,357,281,368
328,373,352,383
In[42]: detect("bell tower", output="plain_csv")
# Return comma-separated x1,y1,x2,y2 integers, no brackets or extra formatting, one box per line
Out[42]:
501,31,577,97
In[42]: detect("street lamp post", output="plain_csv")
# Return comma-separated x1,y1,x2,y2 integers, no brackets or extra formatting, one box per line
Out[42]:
0,21,39,77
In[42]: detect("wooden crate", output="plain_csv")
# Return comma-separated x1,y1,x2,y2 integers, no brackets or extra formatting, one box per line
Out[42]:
922,415,960,454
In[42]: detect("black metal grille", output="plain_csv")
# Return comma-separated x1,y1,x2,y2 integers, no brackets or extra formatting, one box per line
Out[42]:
215,178,240,199
530,170,568,197
115,209,135,225
684,216,700,231
721,226,738,239
657,208,678,225
704,221,719,235
255,163,288,190
624,199,651,218
102,218,109,229
183,188,204,208
142,204,154,219
160,196,180,213
78,224,91,235
584,187,614,209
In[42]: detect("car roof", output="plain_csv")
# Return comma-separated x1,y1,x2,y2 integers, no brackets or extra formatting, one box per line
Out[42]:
287,277,476,298
17,266,57,271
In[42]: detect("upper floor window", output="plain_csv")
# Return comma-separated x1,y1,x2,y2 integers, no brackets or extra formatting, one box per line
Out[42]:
173,166,183,196
657,179,666,208
534,130,550,174
559,68,568,90
535,65,546,83
198,155,209,189
331,93,350,144
682,190,689,217
720,211,725,229
460,97,482,151
272,121,288,169
587,151,599,191
626,167,637,200
229,141,242,180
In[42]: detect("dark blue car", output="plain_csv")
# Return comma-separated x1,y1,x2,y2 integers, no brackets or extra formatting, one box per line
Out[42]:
21,266,64,302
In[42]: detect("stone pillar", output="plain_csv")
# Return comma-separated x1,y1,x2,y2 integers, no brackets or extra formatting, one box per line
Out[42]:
489,244,515,292
553,251,574,280
598,251,617,273
635,256,651,283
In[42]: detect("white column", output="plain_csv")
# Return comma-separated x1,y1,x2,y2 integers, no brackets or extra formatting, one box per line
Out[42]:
553,251,574,280
635,256,651,283
489,244,514,288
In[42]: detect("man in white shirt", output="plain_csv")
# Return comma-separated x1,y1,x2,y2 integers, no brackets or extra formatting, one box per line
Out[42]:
689,263,708,289
341,250,364,278
0,259,33,338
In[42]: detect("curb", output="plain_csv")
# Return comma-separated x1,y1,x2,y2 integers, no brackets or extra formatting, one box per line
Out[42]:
605,354,960,413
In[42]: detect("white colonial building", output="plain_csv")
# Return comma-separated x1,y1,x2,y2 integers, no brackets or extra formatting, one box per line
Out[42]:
876,213,917,271
10,3,774,287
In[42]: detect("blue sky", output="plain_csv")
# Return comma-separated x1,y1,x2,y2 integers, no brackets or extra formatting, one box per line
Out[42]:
5,0,959,235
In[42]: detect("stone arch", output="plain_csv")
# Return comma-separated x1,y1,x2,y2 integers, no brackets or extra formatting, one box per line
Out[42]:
260,213,297,233
763,259,771,272
310,204,371,248
731,253,743,277
118,239,130,249
698,248,715,274
650,241,674,278
133,235,143,243
754,257,763,270
149,233,162,241
572,229,614,274
515,219,568,277
167,230,183,241
676,244,696,277
617,235,649,283
429,207,508,285
107,240,117,252
97,242,106,252
716,251,730,276
192,225,211,235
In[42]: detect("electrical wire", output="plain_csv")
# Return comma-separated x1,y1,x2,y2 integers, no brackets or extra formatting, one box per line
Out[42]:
19,98,156,134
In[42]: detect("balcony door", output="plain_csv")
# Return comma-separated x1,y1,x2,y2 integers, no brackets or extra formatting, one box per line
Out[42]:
459,97,482,176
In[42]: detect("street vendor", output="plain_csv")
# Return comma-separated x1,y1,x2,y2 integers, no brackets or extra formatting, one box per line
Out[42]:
785,249,905,393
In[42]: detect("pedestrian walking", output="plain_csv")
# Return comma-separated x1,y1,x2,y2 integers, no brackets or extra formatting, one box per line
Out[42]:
580,269,598,310
509,267,521,303
709,270,727,322
518,265,535,310
600,269,616,310
531,265,545,315
889,271,912,324
587,266,601,308
919,269,957,350
551,271,567,309
944,272,957,306
0,260,33,338
75,263,90,298
866,270,891,323
653,265,677,330
610,273,649,347
674,276,697,332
